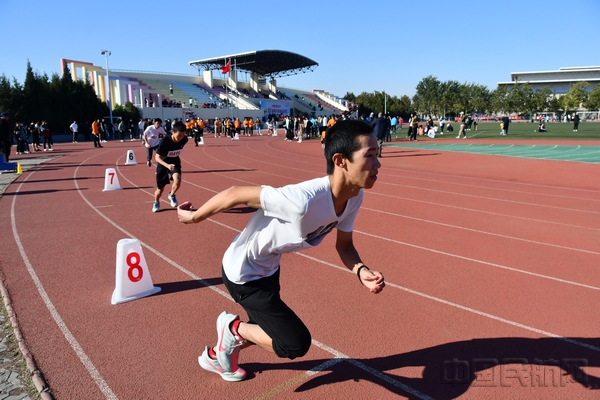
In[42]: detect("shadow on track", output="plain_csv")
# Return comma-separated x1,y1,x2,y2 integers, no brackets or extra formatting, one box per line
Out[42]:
241,337,600,398
154,277,223,296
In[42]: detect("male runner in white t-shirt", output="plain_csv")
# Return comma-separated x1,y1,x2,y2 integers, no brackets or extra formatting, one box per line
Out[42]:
142,118,166,167
177,119,385,381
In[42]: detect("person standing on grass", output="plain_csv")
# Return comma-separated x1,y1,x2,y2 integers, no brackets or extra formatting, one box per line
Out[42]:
457,112,467,139
573,114,580,132
152,121,188,213
501,114,510,136
177,119,385,382
439,116,446,135
410,112,419,141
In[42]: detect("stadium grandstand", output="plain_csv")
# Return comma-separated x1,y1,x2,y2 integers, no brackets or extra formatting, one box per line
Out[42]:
60,50,355,121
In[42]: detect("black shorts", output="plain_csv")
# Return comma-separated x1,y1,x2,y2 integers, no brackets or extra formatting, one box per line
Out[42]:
222,266,311,359
156,164,181,190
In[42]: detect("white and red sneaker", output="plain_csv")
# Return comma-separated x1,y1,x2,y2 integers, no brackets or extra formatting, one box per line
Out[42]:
215,312,245,373
198,346,246,382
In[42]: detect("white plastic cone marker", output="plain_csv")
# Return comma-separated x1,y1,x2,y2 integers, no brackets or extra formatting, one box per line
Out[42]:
198,137,204,145
112,238,161,305
124,150,137,165
103,168,123,191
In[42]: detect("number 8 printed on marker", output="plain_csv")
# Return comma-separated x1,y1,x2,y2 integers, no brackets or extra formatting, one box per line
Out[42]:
126,252,143,282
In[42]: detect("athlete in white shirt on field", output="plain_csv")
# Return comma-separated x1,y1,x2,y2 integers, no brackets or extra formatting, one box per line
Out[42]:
177,119,385,382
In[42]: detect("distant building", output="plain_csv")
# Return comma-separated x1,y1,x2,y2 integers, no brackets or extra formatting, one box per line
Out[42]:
498,66,600,94
498,66,600,117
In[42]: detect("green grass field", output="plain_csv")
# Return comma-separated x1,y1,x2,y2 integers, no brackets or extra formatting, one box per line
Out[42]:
391,121,600,140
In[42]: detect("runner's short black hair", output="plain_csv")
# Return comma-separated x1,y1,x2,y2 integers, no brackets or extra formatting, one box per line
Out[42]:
172,121,186,132
324,120,374,175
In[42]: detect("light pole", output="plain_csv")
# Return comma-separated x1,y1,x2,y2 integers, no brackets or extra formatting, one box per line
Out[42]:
384,91,387,115
100,50,113,128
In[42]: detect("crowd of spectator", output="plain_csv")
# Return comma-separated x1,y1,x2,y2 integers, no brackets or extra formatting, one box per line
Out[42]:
9,120,54,154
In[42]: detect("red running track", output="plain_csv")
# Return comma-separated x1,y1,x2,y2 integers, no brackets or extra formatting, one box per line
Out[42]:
0,135,599,399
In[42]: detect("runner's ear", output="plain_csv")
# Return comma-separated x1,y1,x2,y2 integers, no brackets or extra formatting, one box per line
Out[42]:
332,153,346,169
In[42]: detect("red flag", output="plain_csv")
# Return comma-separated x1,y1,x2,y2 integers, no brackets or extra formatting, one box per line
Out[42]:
221,61,230,74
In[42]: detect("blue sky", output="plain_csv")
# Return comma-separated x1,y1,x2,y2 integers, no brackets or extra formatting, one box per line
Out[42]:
2,0,599,98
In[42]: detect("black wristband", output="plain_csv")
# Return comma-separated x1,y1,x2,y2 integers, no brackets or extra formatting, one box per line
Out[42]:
356,265,369,285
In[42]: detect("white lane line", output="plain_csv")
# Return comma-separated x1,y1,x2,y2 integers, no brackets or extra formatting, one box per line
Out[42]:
466,130,486,138
380,172,600,203
372,191,600,232
546,148,600,160
114,150,600,392
82,163,600,394
384,281,600,352
115,151,600,344
362,206,600,256
183,148,600,233
354,228,600,290
296,253,600,353
373,181,600,215
258,141,599,194
310,340,435,400
239,143,600,206
388,157,598,194
79,161,432,399
10,169,119,400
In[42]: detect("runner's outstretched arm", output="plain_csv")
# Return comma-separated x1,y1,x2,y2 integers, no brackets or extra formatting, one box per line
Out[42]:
177,186,262,224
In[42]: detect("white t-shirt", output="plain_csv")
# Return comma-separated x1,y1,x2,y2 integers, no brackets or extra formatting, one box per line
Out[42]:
143,125,166,148
223,176,363,284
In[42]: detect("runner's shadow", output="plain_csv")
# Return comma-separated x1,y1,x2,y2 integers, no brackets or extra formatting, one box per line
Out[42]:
5,188,87,196
154,278,223,296
241,337,600,398
20,177,98,183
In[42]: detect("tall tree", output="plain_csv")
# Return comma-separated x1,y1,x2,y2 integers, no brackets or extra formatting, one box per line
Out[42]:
584,84,600,111
491,85,510,114
414,75,441,115
531,86,552,116
561,81,590,113
509,82,535,118
468,84,491,115
438,80,461,118
548,96,562,116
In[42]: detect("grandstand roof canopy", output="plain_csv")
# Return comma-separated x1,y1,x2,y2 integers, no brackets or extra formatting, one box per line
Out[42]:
189,50,318,78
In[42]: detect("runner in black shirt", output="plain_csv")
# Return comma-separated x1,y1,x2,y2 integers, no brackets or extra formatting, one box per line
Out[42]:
152,121,188,212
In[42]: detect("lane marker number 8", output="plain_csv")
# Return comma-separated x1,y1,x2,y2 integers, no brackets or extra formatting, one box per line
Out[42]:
126,252,143,282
